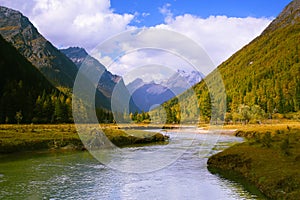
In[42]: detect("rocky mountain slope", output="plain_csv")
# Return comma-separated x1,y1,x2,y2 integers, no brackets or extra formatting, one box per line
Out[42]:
0,6,78,88
161,70,204,94
60,47,121,98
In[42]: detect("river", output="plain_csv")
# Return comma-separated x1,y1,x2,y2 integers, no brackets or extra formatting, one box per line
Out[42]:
0,129,265,199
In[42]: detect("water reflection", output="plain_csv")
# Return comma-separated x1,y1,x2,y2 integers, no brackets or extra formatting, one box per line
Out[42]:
0,131,265,199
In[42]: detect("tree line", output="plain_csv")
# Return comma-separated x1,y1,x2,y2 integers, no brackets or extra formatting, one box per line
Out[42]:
0,87,114,124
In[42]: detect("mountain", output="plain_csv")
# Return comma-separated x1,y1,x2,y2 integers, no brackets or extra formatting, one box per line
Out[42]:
216,0,300,114
161,70,204,94
167,70,204,87
127,78,145,94
127,79,175,112
60,47,121,98
60,47,89,68
0,6,78,88
262,0,300,34
61,47,140,115
0,6,115,110
127,70,203,112
0,34,59,123
154,0,300,123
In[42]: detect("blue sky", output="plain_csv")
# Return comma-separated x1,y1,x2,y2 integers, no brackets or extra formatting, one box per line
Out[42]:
111,0,291,27
0,0,293,76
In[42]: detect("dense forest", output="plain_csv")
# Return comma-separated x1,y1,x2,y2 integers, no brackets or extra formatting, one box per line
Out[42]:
0,35,113,124
0,35,56,123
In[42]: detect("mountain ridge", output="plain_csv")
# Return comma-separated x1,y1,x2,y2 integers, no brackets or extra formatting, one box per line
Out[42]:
0,6,78,88
60,47,89,68
262,0,300,34
60,47,121,98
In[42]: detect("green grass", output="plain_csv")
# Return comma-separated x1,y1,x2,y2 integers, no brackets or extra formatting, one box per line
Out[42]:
208,125,300,199
0,124,82,153
0,124,168,153
93,128,167,148
222,120,300,132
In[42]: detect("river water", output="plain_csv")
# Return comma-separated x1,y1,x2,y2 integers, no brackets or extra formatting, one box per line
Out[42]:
0,129,265,199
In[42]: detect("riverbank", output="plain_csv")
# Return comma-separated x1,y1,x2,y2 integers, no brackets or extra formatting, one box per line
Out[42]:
207,123,300,199
0,124,168,154
0,129,259,199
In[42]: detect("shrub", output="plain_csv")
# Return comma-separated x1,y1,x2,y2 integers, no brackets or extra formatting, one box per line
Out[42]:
261,132,272,148
280,136,290,156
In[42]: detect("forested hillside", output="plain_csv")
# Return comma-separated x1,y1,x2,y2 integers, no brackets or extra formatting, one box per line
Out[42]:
0,35,115,124
0,35,67,123
152,0,300,124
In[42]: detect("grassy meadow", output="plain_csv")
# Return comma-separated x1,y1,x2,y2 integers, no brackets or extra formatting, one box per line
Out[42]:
222,120,300,132
0,124,168,154
208,121,300,199
0,124,81,153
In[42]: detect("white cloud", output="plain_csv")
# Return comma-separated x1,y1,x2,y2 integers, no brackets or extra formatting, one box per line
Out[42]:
155,14,272,66
142,12,150,17
92,28,215,80
94,13,271,79
0,0,134,50
0,0,272,77
159,3,173,24
94,5,272,78
107,49,194,84
32,0,135,49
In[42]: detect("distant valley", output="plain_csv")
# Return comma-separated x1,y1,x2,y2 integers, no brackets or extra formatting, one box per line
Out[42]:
127,70,203,112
